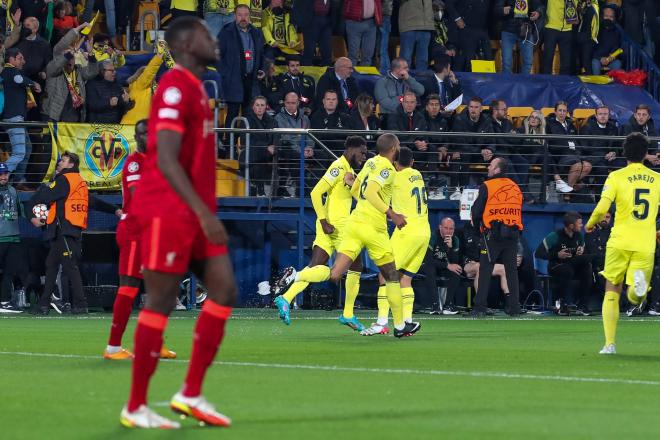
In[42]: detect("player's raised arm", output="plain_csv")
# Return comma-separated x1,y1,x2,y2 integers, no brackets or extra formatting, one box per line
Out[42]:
586,178,616,233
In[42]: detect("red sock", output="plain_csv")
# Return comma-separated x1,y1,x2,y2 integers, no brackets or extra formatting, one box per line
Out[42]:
108,286,139,347
182,300,232,397
127,310,168,412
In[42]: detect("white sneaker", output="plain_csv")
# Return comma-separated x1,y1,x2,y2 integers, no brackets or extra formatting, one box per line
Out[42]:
120,405,181,429
359,323,390,336
170,392,231,427
633,270,648,299
555,179,573,193
599,344,616,355
175,298,186,311
449,188,462,201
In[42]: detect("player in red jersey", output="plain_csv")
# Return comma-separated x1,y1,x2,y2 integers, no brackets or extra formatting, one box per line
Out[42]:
119,17,236,430
103,120,176,361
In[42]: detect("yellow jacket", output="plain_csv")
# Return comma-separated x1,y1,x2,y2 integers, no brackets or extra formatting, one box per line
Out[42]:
121,54,164,125
204,0,249,14
171,0,198,11
545,0,574,32
261,8,301,51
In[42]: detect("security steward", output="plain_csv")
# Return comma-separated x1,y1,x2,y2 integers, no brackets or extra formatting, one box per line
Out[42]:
29,152,120,315
470,157,524,316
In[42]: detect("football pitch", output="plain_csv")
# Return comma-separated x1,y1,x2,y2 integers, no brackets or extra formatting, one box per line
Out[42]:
3,310,660,439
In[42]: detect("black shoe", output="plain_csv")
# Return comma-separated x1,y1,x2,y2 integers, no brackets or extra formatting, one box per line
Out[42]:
471,306,488,318
31,306,49,315
0,303,23,314
557,304,569,316
272,267,297,296
394,321,421,338
50,300,63,314
71,307,89,315
62,302,72,314
576,307,591,316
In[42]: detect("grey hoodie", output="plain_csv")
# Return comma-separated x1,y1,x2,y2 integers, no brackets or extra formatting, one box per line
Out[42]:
274,107,314,152
0,184,21,241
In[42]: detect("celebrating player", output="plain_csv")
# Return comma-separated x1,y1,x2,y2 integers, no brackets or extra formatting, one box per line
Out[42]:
276,134,420,338
361,147,430,336
119,17,236,429
586,133,660,355
103,120,176,361
273,136,368,329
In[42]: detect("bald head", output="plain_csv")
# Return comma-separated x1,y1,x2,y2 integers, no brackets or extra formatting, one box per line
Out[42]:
23,17,39,35
334,57,353,80
439,217,455,238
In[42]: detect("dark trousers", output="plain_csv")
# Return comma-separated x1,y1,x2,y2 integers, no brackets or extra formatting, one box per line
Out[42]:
574,34,594,74
38,235,85,310
302,15,332,66
224,74,255,129
418,251,462,308
454,28,493,72
541,29,573,75
549,255,592,307
459,152,481,187
474,237,519,311
0,241,22,302
509,153,531,195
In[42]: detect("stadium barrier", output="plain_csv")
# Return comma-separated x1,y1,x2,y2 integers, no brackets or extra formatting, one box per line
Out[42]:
618,24,660,103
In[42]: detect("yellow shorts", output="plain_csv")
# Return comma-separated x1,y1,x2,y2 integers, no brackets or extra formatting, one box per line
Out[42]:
391,229,431,276
337,221,394,266
600,246,654,287
312,221,344,256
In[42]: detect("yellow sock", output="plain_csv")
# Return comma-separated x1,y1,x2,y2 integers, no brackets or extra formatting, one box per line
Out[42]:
402,287,414,323
386,281,403,328
602,291,620,346
297,265,330,283
342,270,360,318
283,281,309,304
376,285,389,325
626,287,646,306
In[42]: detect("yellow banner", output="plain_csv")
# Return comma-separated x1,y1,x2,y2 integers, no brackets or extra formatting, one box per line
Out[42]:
46,123,136,191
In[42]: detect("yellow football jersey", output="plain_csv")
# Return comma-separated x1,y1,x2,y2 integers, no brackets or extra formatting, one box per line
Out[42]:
350,155,396,230
319,155,355,229
601,163,660,253
392,167,430,230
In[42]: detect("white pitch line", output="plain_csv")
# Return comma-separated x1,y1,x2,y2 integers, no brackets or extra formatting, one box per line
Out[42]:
1,350,659,387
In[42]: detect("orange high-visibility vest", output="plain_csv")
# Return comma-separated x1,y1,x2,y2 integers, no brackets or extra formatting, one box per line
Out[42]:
482,177,523,231
46,173,89,229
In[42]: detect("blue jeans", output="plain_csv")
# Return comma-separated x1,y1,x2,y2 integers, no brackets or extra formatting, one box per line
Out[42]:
4,116,32,182
378,15,391,75
84,0,116,37
205,12,234,39
399,30,431,71
591,58,622,75
345,19,377,66
501,31,534,74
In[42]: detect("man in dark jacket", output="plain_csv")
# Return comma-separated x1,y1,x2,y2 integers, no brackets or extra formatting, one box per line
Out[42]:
29,152,120,315
539,211,592,315
292,0,334,66
580,105,622,190
315,57,360,114
444,0,493,71
495,0,542,74
387,92,432,172
451,96,493,186
13,17,51,84
621,104,660,167
219,4,265,130
276,55,316,115
591,6,623,74
418,217,463,314
86,60,132,123
310,89,351,153
421,56,462,111
585,209,611,295
1,47,41,187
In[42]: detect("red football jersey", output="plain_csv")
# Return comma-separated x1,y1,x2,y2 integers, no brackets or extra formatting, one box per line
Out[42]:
131,66,216,218
120,151,145,217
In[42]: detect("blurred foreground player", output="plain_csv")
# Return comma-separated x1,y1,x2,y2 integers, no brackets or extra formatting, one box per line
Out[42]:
103,120,176,361
586,133,660,355
120,17,237,429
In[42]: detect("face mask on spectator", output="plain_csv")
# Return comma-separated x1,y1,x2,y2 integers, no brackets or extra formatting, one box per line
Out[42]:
20,27,31,39
602,19,614,29
272,7,284,15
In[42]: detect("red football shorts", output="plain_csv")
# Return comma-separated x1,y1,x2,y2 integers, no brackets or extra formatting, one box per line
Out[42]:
116,219,143,279
139,216,228,275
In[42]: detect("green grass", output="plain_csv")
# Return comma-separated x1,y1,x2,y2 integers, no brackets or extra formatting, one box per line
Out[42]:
2,309,660,439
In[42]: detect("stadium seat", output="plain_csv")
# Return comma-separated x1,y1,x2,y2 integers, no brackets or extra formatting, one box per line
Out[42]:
508,107,534,127
540,107,555,118
572,108,596,129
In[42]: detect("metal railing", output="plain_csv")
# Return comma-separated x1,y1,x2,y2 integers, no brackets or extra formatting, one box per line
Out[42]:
618,24,660,102
139,10,160,52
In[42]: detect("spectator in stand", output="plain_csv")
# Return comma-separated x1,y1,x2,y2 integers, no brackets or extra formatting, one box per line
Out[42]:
347,93,380,146
82,0,120,47
388,91,432,172
44,24,99,123
276,55,315,115
0,163,24,313
418,217,462,314
88,33,126,68
540,211,593,315
11,0,49,25
424,94,454,190
496,0,542,74
170,0,199,18
490,99,533,202
292,0,333,66
52,1,79,44
219,4,265,132
343,0,381,67
621,104,660,166
2,47,41,188
204,0,249,37
374,57,425,127
121,42,165,124
378,0,393,74
451,96,493,187
262,0,303,60
445,0,493,72
398,0,434,71
574,0,599,74
580,105,622,192
310,89,351,152
243,96,278,197
622,0,656,57
424,94,449,133
541,0,575,75
430,0,458,64
12,17,51,90
546,101,592,198
86,60,132,123
258,59,281,111
420,55,461,113
591,5,623,74
316,57,360,113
